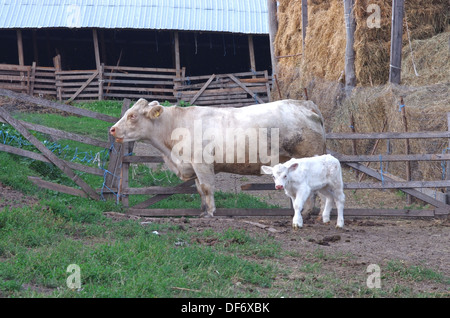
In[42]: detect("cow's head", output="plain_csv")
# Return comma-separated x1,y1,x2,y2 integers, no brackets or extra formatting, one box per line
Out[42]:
109,98,164,143
261,162,299,190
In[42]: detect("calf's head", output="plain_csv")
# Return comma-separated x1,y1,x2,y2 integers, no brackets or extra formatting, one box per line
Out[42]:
261,162,299,190
109,99,164,143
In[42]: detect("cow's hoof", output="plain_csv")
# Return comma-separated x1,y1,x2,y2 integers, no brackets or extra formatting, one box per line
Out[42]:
200,212,214,218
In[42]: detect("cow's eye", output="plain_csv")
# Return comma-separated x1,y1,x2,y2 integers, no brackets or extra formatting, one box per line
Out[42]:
128,113,136,120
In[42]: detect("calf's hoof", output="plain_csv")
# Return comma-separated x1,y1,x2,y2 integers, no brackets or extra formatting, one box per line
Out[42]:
292,223,303,230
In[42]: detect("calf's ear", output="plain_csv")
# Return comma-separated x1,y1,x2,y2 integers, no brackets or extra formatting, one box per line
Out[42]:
260,165,273,174
146,105,164,119
288,163,299,172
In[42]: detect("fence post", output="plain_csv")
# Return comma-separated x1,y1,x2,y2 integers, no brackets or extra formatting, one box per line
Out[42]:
446,112,450,204
343,0,356,95
267,0,278,76
98,63,104,100
389,0,404,84
400,97,411,204
53,55,62,101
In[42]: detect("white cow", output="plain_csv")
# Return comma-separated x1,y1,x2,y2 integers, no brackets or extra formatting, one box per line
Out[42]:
261,154,345,229
110,99,326,217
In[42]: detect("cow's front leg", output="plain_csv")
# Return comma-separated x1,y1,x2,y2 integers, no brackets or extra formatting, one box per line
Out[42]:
291,187,311,229
193,164,216,217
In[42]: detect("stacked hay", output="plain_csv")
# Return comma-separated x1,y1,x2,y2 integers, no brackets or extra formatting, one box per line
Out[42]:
274,0,449,183
275,0,449,86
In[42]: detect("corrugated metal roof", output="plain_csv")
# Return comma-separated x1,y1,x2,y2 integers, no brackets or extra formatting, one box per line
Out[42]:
0,0,268,34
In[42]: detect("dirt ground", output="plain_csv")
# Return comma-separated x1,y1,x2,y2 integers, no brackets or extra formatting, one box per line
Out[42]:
130,142,450,280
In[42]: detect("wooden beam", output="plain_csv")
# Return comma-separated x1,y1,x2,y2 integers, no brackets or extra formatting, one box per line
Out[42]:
332,153,450,162
125,208,438,218
301,0,308,51
189,74,216,105
0,144,104,176
16,30,24,66
248,35,256,74
326,131,450,140
174,31,181,77
28,176,88,198
389,0,404,84
130,179,196,210
65,70,99,104
32,29,39,65
267,0,278,75
343,0,356,93
92,29,101,70
242,180,450,191
227,74,264,104
0,88,118,123
0,107,100,200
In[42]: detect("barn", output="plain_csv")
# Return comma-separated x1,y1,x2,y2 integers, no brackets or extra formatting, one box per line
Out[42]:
0,0,273,105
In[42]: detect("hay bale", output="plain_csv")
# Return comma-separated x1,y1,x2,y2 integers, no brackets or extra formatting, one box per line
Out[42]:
401,32,450,86
274,0,449,86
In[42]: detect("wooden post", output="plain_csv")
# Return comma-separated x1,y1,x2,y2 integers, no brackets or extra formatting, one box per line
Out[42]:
32,30,39,65
400,97,411,204
248,35,256,74
98,63,104,100
53,55,62,101
301,0,308,51
16,30,26,92
16,30,24,66
343,0,356,95
446,112,450,204
92,29,101,71
30,61,36,96
389,0,404,84
93,29,101,69
267,0,278,76
350,112,358,177
174,31,181,78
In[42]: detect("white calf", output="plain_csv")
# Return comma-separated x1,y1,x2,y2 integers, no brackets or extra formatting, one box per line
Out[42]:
261,154,345,229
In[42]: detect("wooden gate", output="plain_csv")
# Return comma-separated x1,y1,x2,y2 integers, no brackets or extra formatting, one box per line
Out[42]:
175,71,272,107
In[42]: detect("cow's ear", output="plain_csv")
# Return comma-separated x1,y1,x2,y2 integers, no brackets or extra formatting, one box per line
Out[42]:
288,163,299,172
146,105,164,119
260,165,273,174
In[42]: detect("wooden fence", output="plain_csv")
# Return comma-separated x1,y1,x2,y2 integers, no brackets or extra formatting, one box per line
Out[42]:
174,71,272,107
0,91,449,219
0,62,271,107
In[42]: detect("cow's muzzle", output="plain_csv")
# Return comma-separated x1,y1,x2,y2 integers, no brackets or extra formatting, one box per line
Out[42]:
275,185,284,190
109,127,124,143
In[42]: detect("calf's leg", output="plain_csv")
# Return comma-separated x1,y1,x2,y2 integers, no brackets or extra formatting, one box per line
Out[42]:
334,190,345,228
291,187,311,229
318,189,334,224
